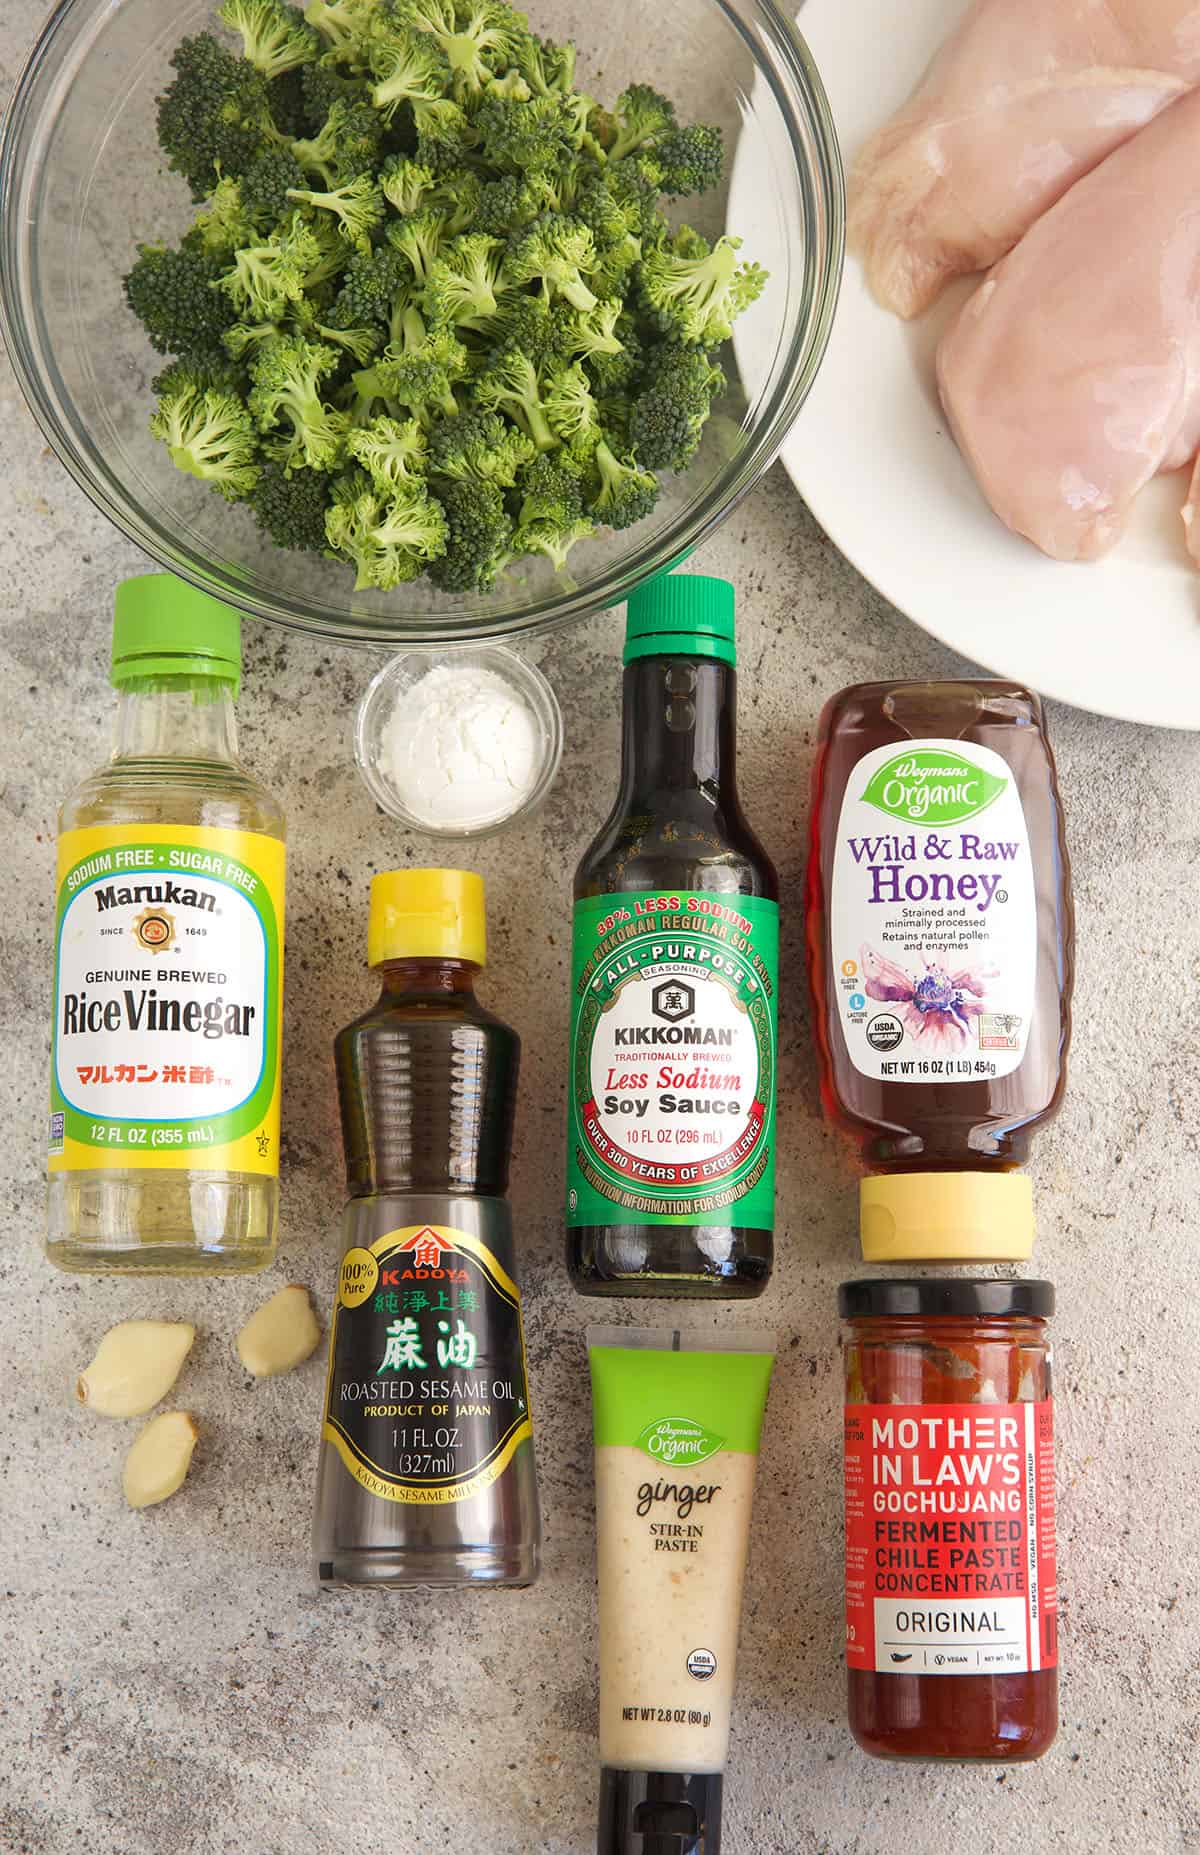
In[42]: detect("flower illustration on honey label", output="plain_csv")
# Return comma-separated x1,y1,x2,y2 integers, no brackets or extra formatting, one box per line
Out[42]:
859,944,996,1048
132,907,175,954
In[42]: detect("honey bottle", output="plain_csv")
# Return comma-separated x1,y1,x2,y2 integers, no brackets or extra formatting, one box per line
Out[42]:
807,679,1073,1262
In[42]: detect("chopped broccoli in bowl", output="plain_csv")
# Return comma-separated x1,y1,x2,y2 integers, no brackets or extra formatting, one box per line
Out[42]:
123,0,767,592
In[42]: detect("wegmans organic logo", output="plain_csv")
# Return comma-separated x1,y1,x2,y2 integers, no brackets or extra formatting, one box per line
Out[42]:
637,1416,724,1466
861,751,1006,826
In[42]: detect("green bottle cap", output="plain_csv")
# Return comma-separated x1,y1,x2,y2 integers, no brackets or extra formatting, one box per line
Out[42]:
623,573,736,666
111,573,242,694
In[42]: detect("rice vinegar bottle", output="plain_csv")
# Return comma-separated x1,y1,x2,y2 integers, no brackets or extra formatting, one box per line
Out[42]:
47,574,286,1273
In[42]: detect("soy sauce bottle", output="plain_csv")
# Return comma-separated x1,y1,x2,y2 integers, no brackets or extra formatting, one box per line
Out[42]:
313,869,540,1588
566,575,779,1297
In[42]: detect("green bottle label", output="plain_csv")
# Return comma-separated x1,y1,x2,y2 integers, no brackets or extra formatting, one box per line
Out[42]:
566,892,778,1230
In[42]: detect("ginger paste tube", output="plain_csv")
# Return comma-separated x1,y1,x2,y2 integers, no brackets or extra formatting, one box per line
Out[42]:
588,1327,775,1855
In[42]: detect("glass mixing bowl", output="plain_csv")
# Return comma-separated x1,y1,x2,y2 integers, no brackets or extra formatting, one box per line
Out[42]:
0,0,842,647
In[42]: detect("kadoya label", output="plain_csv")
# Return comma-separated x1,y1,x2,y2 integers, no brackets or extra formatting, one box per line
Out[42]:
566,892,778,1229
49,824,285,1176
830,739,1036,1085
843,1400,1058,1676
322,1224,533,1506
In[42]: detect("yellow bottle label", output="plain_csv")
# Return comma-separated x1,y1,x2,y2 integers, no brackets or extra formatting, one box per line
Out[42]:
49,824,285,1176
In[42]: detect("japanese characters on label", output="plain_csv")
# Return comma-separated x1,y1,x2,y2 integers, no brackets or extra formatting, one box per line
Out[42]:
322,1225,533,1506
50,826,285,1176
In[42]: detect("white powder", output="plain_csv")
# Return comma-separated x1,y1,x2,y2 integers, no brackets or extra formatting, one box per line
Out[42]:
376,662,541,830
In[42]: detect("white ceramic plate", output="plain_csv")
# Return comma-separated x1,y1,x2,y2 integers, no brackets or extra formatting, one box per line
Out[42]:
730,0,1200,729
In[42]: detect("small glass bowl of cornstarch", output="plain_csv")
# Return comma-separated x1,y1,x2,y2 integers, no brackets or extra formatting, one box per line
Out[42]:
355,647,563,838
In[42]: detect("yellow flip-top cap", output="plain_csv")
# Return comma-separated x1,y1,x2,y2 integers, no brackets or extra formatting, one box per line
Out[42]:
860,1171,1034,1263
368,869,486,968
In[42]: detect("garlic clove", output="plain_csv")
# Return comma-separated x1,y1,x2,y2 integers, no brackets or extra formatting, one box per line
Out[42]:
236,1284,320,1379
76,1320,196,1418
123,1411,199,1509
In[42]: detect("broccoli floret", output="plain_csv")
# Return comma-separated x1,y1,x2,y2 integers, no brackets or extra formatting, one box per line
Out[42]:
291,95,385,187
652,122,724,196
223,319,285,361
308,319,382,363
473,173,547,238
562,298,625,361
511,451,595,569
412,98,476,172
156,33,278,200
251,456,334,549
351,311,466,424
392,0,524,98
604,155,666,239
217,0,320,78
286,174,385,250
422,234,504,331
639,230,766,346
298,58,367,129
240,145,309,220
325,473,448,588
544,360,601,457
428,479,513,591
152,352,249,398
303,0,379,65
388,208,453,283
514,32,576,98
367,24,452,122
607,83,676,161
346,413,429,491
588,437,659,529
426,408,535,487
328,243,412,336
218,214,324,319
473,93,576,173
504,215,599,312
379,155,438,216
248,334,349,469
186,173,261,257
628,341,725,471
149,378,261,500
473,344,556,451
125,243,238,360
500,295,573,368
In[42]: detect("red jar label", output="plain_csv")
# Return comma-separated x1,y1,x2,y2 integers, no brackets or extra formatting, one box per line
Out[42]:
844,1401,1057,1676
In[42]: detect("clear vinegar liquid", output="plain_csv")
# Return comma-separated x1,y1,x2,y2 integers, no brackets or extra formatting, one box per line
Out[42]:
47,691,283,1275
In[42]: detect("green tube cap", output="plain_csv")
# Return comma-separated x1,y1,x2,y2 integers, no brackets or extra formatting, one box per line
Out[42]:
111,573,242,693
623,572,736,666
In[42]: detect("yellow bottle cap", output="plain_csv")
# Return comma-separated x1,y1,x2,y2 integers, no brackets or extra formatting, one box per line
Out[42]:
860,1171,1035,1263
367,869,486,968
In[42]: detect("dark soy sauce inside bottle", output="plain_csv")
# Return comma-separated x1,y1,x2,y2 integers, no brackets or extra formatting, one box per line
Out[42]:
566,576,780,1298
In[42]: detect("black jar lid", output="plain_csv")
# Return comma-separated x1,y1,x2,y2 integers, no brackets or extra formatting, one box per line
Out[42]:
838,1278,1054,1319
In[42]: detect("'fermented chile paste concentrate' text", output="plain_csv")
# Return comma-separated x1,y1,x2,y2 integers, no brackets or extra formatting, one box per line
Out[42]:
843,1401,1057,1676
567,893,778,1229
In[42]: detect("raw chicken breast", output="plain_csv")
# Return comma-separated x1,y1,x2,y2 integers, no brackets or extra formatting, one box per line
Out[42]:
937,86,1200,563
850,0,1200,319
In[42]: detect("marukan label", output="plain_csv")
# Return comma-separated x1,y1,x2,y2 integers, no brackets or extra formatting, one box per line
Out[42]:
843,1401,1057,1676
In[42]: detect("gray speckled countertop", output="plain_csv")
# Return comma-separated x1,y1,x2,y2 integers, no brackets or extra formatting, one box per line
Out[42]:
2,8,1199,1853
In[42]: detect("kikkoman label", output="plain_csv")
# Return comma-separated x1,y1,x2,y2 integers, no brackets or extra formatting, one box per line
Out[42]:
322,1224,533,1506
830,740,1036,1085
49,824,285,1176
566,892,778,1229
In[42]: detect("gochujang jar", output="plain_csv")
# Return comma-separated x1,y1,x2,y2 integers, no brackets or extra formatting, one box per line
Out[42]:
839,1278,1057,1761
